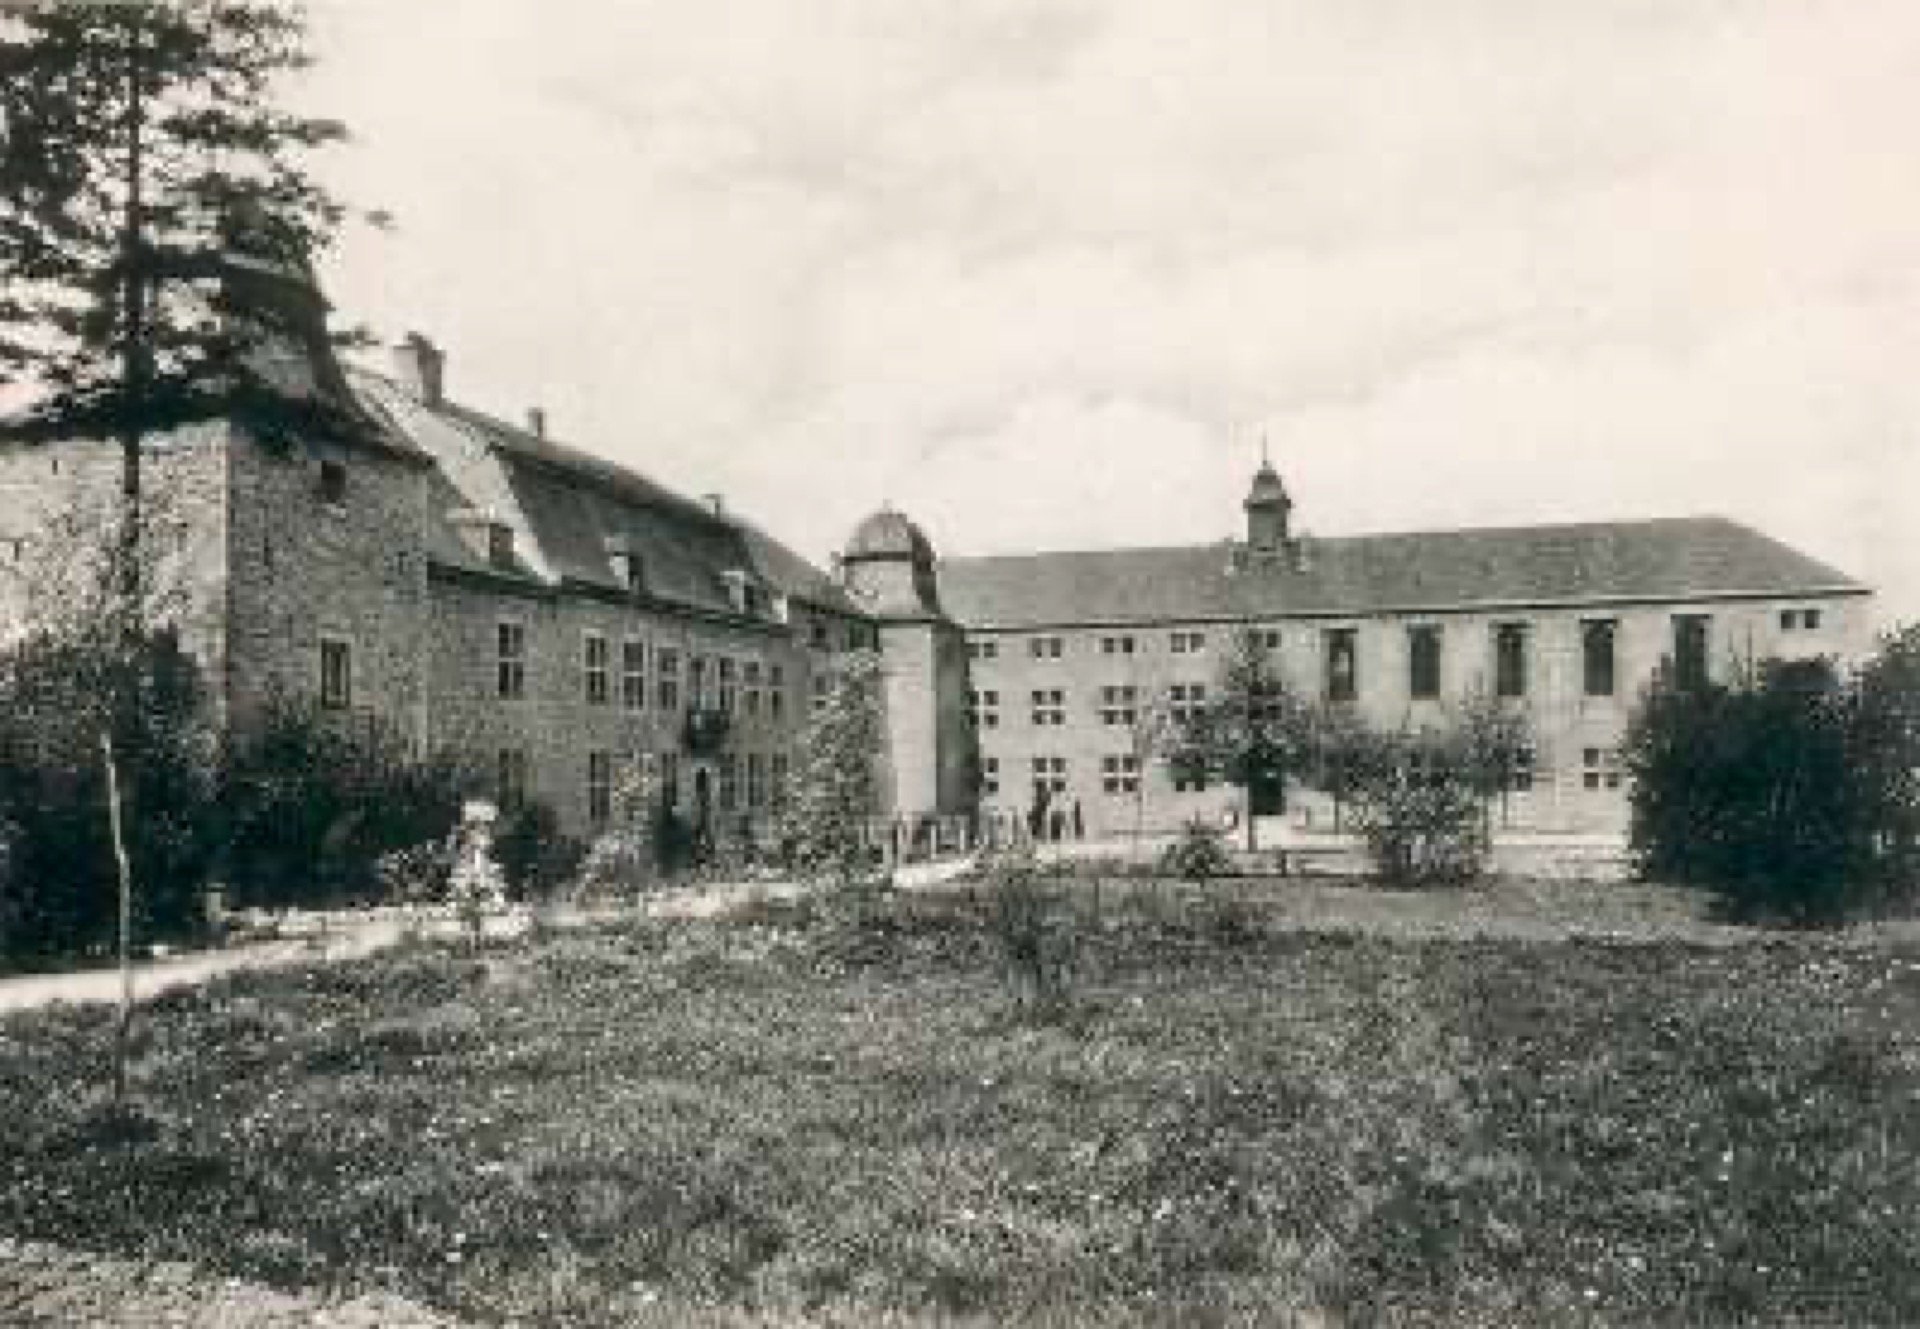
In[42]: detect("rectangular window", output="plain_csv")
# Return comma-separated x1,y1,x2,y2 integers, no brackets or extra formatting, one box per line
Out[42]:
319,638,352,710
1173,753,1209,793
968,688,1000,729
1407,625,1441,701
811,620,830,650
1170,630,1207,654
612,550,646,594
746,752,766,809
1672,615,1710,691
587,751,613,826
718,658,737,714
812,673,833,708
1582,747,1623,791
1102,754,1141,795
743,660,762,718
691,656,710,709
1169,682,1208,724
622,639,647,710
318,459,348,506
1029,635,1064,660
769,665,786,722
718,752,739,811
1507,745,1537,793
1029,689,1066,726
1494,623,1529,699
1099,685,1138,726
1582,619,1617,698
496,622,526,700
1100,634,1137,655
583,632,610,705
488,523,516,570
1780,607,1824,632
660,751,680,808
497,749,529,812
656,647,682,710
968,639,999,661
1324,628,1358,703
981,756,1001,797
770,753,788,808
1030,756,1068,796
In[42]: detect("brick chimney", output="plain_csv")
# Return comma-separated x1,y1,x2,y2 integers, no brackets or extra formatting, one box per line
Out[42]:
527,407,546,439
391,332,445,406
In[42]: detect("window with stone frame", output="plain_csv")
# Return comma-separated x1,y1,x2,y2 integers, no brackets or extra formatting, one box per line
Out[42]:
656,647,682,710
1030,755,1068,796
587,751,613,827
1582,619,1618,698
1169,682,1208,725
1671,614,1711,691
319,637,352,711
1252,627,1283,651
981,756,1000,797
690,655,710,709
583,632,611,705
1099,684,1138,726
1029,634,1065,660
1408,624,1442,701
317,459,348,506
1324,628,1358,702
718,752,739,811
769,664,786,722
1102,753,1141,795
660,751,680,808
496,749,529,812
1030,689,1066,726
1582,746,1623,791
746,752,766,809
1506,745,1537,793
621,639,647,710
969,638,1000,660
968,688,1000,728
810,619,830,650
743,660,762,718
718,658,738,713
1170,630,1207,654
1494,622,1530,699
1100,634,1137,656
770,753,789,808
497,621,527,700
487,523,516,570
1778,607,1823,632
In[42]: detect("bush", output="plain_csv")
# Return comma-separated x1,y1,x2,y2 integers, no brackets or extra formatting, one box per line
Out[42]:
494,804,583,901
218,701,481,909
1347,769,1489,888
982,846,1075,1018
0,627,221,962
1160,819,1232,884
1624,656,1890,923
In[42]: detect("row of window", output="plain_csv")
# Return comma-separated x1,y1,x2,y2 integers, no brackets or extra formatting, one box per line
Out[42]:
573,750,792,826
496,624,791,719
968,629,1221,662
965,684,1212,729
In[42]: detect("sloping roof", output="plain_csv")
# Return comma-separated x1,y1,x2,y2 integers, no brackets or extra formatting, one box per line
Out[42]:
349,368,860,617
936,518,1869,629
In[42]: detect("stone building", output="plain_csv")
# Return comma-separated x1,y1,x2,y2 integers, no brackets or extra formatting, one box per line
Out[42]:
858,462,1874,841
0,255,1876,848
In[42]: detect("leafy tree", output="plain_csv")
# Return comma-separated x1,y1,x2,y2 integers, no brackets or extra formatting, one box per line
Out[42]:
1342,727,1490,888
1450,687,1534,834
0,0,373,604
780,651,888,892
1171,627,1309,851
1623,656,1880,923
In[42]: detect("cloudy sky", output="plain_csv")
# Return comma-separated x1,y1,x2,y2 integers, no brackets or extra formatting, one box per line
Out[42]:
299,0,1917,619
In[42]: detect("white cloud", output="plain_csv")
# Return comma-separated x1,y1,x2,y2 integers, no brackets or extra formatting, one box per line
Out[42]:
296,0,1920,622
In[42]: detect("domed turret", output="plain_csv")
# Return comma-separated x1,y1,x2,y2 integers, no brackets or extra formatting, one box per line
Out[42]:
1244,458,1293,554
842,504,941,617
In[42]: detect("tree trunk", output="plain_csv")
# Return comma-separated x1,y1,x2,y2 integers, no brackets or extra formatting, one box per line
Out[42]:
102,734,135,1109
115,16,150,623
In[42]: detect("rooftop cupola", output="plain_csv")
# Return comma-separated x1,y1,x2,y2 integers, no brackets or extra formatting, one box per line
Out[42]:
1244,454,1293,555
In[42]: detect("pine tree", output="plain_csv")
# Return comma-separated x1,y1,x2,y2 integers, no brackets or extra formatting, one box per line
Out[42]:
0,0,373,606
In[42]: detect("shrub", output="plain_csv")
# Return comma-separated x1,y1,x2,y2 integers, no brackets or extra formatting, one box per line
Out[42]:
1624,656,1889,923
493,803,583,902
1346,770,1488,888
0,626,221,962
982,846,1075,1018
1160,819,1232,884
218,701,480,909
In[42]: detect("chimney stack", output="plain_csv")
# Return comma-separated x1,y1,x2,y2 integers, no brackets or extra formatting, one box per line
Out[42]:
703,493,726,519
527,407,546,439
391,332,445,406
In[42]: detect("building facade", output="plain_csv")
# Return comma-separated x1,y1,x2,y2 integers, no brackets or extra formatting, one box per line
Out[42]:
0,262,1876,846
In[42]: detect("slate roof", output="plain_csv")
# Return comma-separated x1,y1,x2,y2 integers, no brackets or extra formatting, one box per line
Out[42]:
936,518,1868,630
350,369,861,619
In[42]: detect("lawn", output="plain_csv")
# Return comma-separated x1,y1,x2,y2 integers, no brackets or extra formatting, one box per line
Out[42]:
0,887,1917,1326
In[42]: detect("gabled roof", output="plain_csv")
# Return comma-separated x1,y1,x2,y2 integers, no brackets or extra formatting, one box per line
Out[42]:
936,518,1868,630
349,368,861,619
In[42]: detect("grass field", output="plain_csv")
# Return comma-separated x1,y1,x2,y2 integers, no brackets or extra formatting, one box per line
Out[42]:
1,886,1917,1326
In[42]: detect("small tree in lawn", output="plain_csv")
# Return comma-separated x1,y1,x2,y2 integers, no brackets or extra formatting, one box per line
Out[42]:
1172,627,1308,851
780,651,887,897
1450,686,1534,835
1127,696,1176,864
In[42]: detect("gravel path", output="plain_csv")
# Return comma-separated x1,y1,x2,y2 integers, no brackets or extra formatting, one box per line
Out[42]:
0,1238,463,1327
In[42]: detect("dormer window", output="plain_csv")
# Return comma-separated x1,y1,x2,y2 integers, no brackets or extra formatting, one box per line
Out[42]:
487,523,516,570
317,459,347,506
611,551,645,594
